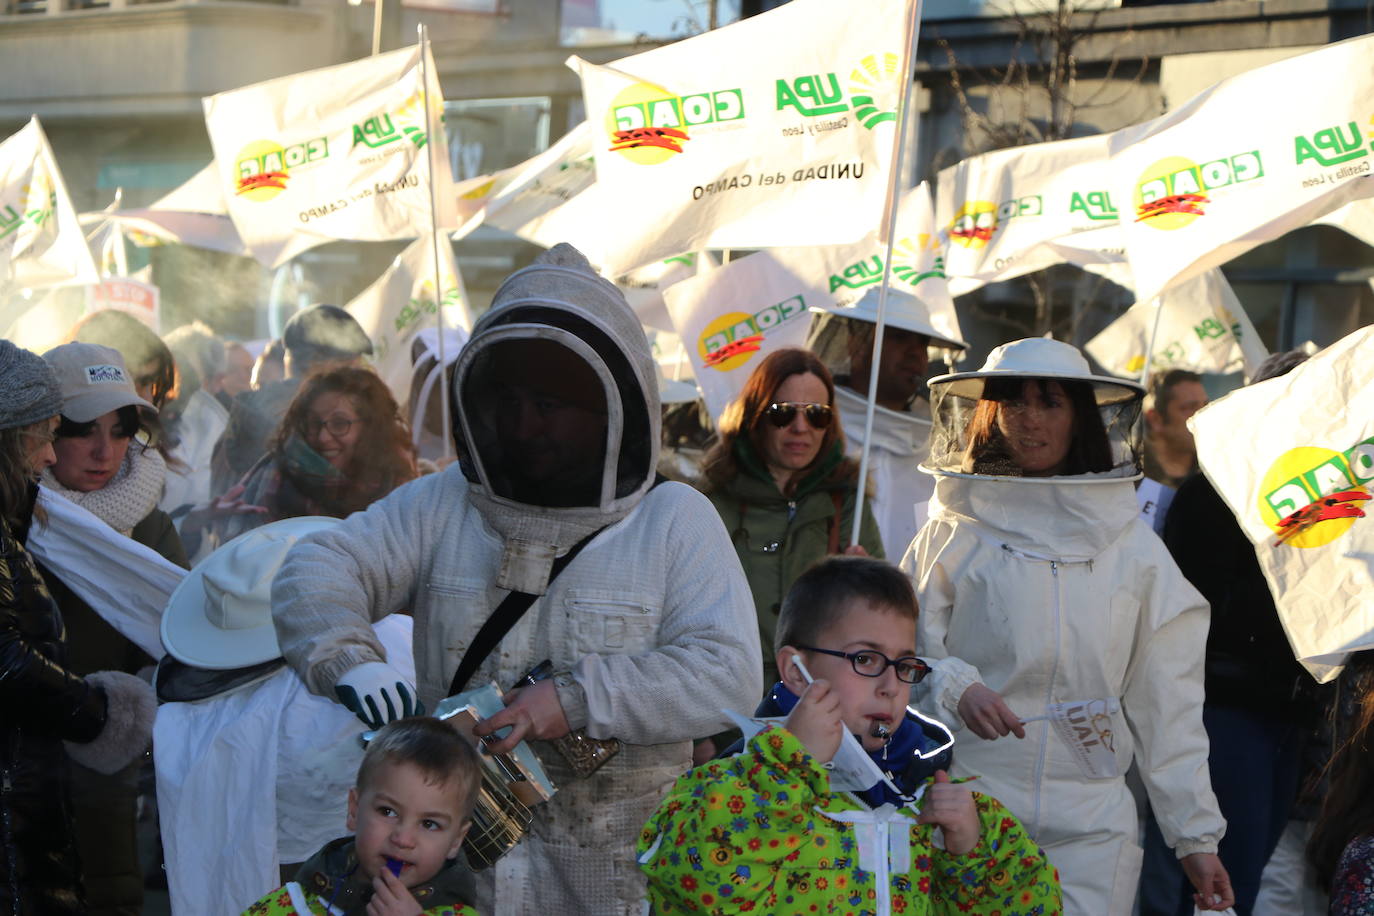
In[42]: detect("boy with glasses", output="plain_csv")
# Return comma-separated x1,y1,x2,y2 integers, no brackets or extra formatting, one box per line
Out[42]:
638,556,1062,915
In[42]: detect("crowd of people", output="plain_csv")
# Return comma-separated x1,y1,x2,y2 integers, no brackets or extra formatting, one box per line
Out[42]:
0,240,1368,916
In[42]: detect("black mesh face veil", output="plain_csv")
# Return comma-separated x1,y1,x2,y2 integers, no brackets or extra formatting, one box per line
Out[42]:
452,308,652,508
924,378,1144,480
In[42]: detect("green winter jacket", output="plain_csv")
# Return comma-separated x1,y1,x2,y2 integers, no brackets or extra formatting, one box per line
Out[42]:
706,440,884,677
637,726,1063,916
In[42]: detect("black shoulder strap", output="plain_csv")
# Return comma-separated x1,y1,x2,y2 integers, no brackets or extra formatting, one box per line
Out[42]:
445,475,669,697
446,527,602,697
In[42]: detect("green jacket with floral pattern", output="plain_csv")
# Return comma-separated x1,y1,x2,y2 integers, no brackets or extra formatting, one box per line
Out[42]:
637,726,1062,916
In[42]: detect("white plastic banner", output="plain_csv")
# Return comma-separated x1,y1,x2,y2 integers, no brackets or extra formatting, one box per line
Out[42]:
345,232,470,406
86,277,161,333
568,0,917,275
936,132,1126,294
663,252,819,422
80,163,248,256
0,117,99,291
204,44,456,268
1190,325,1374,682
1108,34,1374,304
1085,269,1268,379
1317,198,1374,249
1024,698,1122,780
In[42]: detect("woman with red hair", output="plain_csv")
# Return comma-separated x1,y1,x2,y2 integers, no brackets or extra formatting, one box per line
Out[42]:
185,367,417,553
699,347,884,688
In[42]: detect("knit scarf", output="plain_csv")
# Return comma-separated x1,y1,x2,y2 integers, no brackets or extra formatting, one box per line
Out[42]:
42,445,166,536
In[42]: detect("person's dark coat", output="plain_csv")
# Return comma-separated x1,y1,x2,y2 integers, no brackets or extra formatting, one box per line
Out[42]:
0,490,107,915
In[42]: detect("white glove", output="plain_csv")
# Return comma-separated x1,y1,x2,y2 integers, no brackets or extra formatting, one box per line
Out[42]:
334,662,423,729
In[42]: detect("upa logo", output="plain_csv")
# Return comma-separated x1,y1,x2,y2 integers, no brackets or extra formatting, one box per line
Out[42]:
353,89,431,150
891,234,946,288
0,178,56,242
1258,439,1374,548
235,137,329,201
698,295,808,372
1133,152,1263,230
1069,190,1118,221
1293,116,1374,167
606,81,745,165
775,52,900,130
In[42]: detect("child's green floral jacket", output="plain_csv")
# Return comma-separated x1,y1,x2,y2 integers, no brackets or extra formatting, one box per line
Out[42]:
638,725,1062,916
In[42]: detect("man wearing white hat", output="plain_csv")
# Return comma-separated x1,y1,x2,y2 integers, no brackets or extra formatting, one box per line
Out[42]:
806,286,968,556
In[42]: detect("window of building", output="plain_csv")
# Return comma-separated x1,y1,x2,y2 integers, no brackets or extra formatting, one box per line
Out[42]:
443,97,552,181
559,0,742,46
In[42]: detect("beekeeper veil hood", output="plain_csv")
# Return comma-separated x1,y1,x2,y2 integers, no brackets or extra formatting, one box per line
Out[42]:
923,337,1145,483
452,243,660,594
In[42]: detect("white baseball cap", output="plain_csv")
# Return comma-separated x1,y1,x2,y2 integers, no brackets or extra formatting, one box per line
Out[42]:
43,342,157,423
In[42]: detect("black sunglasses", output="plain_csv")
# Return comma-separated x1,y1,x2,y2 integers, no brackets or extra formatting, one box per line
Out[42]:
764,401,832,429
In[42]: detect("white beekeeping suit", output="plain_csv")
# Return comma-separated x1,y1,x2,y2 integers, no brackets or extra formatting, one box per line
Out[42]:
901,337,1225,916
806,286,968,556
271,243,761,916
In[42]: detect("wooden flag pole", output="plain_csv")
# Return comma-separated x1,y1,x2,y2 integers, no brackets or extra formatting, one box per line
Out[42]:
418,23,454,459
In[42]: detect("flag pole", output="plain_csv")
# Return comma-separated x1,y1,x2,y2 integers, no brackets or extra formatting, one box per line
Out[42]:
418,23,454,459
849,0,923,548
1138,295,1166,388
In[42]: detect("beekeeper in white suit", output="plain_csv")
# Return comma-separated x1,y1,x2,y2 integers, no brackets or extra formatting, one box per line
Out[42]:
901,337,1233,915
806,285,967,555
270,243,761,915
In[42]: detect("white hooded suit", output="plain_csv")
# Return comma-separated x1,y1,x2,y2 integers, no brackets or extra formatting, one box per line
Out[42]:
271,245,761,915
903,337,1224,916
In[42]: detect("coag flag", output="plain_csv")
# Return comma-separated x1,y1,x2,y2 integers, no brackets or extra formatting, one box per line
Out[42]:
1191,325,1374,682
1108,34,1374,305
0,117,99,291
568,0,918,276
204,44,456,268
663,252,819,422
1084,269,1268,379
936,132,1126,295
345,232,470,405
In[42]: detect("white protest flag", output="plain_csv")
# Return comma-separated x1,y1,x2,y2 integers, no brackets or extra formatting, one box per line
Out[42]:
1084,269,1268,378
619,252,716,332
936,132,1126,295
1316,198,1374,249
1191,325,1374,682
204,44,457,268
345,232,470,405
1108,34,1374,305
80,164,248,256
780,182,963,344
663,252,819,422
0,117,99,291
568,0,916,276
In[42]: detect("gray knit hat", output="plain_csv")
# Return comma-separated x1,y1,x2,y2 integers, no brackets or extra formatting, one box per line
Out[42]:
0,339,63,431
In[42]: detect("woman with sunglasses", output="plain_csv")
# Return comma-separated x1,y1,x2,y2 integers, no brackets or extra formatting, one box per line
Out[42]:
183,366,417,555
699,347,884,692
904,338,1231,915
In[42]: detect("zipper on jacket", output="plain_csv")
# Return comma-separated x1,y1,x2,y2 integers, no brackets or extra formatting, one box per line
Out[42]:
2,766,17,916
999,544,1085,839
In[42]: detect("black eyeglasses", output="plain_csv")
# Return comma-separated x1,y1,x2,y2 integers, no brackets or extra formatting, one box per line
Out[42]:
304,416,359,439
797,647,930,684
764,402,832,429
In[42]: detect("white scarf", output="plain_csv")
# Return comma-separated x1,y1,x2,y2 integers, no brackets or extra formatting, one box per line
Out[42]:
42,444,166,536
